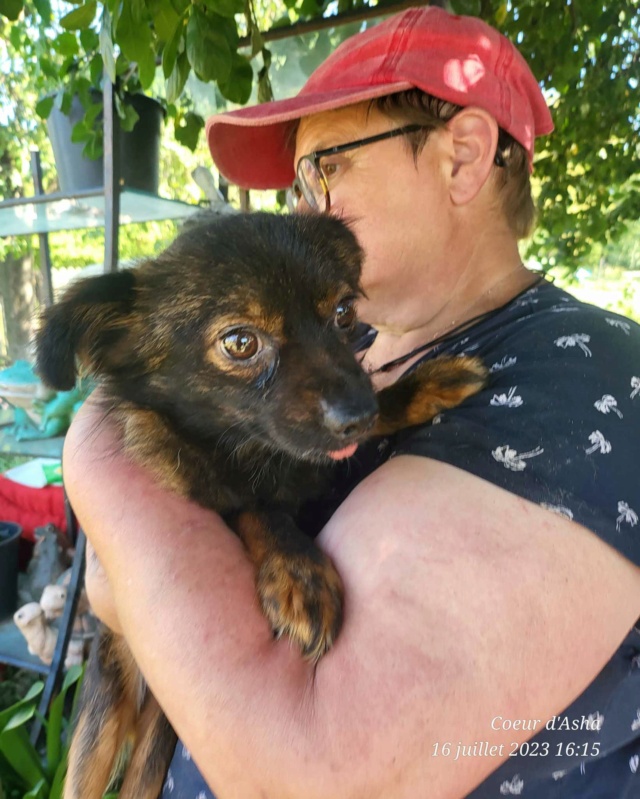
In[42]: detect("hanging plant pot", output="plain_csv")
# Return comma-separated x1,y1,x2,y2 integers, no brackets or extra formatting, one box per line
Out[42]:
0,522,22,620
47,93,165,195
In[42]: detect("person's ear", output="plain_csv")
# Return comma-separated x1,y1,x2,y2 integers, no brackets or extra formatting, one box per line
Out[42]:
446,108,500,205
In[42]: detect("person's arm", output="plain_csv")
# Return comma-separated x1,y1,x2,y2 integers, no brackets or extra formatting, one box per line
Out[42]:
64,399,640,799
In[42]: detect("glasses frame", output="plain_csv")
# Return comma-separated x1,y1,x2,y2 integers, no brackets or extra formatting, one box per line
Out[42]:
292,124,425,213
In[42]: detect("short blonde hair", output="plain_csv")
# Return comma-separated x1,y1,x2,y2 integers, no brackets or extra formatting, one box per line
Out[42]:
371,90,535,239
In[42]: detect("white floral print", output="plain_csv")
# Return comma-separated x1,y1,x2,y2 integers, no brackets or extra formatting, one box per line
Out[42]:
606,318,631,335
490,355,517,373
630,755,639,774
586,711,604,731
594,394,623,418
554,333,592,357
616,502,638,532
631,710,640,732
585,431,611,455
499,775,524,795
631,377,640,400
490,387,523,408
540,503,574,521
492,445,544,471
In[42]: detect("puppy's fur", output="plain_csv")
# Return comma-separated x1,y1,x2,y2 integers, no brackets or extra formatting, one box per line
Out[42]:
36,212,487,799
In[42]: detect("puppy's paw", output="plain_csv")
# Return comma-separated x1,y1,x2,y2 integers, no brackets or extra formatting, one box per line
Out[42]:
257,549,344,662
406,355,488,422
426,355,489,404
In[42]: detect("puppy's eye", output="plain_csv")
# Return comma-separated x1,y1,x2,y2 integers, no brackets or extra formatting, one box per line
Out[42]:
334,298,357,330
221,330,260,360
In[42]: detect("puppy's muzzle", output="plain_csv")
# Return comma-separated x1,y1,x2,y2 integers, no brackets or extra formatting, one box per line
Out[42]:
320,397,378,442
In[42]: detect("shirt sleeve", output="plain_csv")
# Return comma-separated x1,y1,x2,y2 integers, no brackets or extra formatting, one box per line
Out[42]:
391,301,640,566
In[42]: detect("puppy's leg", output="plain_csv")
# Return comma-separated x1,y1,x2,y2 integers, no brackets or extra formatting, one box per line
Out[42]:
231,510,343,662
64,629,139,799
374,355,488,435
117,694,177,799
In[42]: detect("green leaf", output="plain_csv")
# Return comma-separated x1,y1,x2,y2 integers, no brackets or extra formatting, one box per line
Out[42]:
23,779,47,799
186,8,233,82
4,705,35,732
202,0,244,20
298,0,323,18
0,683,43,730
0,0,23,21
46,666,83,778
60,1,97,30
32,0,51,23
119,103,140,132
174,111,204,151
166,48,190,103
218,52,253,105
89,52,103,85
116,0,155,87
162,14,185,78
62,665,84,694
35,96,55,119
79,27,99,51
53,31,79,56
147,0,181,42
452,0,481,16
83,133,102,160
129,0,146,25
8,19,22,46
0,727,47,787
100,10,117,84
495,2,508,25
70,121,90,143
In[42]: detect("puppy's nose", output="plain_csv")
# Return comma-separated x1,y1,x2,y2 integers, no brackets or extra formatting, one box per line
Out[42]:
320,398,377,440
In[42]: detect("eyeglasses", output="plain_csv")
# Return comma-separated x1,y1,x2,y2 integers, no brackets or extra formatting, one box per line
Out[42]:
290,122,507,213
291,124,425,213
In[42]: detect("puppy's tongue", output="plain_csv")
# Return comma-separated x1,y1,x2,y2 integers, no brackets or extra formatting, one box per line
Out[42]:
327,443,358,460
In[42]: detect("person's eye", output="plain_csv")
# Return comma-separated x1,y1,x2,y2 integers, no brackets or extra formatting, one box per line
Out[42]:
319,156,349,183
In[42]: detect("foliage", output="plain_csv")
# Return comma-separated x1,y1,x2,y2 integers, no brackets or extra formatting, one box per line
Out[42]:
497,0,640,265
0,0,638,266
0,670,40,715
0,666,83,799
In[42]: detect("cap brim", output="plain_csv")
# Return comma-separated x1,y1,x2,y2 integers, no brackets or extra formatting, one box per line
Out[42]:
206,81,412,190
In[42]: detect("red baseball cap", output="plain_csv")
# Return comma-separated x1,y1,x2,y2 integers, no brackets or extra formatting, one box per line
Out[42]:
206,5,553,189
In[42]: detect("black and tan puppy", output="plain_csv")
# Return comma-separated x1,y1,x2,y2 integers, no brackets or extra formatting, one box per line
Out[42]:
36,212,487,799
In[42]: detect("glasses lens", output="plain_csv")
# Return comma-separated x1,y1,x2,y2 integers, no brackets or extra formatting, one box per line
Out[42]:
296,157,327,212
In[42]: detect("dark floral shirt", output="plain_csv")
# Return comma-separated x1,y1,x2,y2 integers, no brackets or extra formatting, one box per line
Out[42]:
161,281,640,798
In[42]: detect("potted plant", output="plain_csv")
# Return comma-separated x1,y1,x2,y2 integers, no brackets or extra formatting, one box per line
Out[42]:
3,0,262,195
0,523,22,622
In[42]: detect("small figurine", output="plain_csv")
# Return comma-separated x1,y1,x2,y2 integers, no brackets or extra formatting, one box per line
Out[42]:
13,602,57,665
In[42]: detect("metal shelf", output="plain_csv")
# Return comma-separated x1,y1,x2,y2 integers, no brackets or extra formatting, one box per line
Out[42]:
0,188,197,238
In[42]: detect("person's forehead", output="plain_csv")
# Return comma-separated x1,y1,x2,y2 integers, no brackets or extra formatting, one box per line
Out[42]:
295,103,388,158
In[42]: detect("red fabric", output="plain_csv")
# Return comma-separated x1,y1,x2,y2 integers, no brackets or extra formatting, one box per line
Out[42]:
0,475,66,542
206,6,553,189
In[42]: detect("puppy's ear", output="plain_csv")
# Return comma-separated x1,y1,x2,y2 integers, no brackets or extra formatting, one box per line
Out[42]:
36,271,137,390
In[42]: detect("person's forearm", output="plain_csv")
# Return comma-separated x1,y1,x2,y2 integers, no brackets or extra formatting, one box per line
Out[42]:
64,403,332,799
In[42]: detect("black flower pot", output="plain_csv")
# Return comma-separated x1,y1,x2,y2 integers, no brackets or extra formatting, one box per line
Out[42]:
0,522,22,621
48,93,164,194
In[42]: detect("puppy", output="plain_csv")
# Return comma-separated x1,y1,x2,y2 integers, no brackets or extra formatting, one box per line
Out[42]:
36,212,487,799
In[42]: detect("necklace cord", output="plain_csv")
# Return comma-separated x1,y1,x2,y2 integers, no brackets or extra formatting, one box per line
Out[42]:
363,272,550,376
